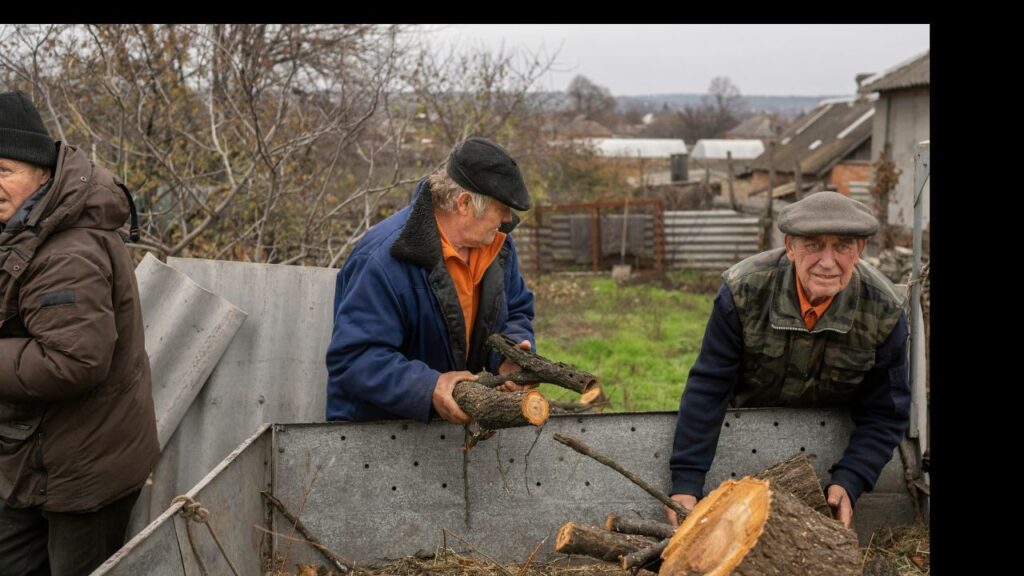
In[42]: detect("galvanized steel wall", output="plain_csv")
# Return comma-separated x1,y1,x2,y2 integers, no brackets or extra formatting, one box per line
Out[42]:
272,411,915,567
131,258,338,536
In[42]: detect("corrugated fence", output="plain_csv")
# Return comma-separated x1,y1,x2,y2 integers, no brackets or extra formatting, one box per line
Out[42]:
517,209,761,273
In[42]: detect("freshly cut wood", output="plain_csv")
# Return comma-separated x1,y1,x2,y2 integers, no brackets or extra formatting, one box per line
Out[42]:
605,514,675,540
555,522,657,563
659,477,861,576
487,334,598,394
754,452,830,516
452,380,549,429
579,387,604,405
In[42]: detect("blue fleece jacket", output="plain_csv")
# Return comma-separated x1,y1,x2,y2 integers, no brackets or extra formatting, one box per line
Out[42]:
325,182,535,423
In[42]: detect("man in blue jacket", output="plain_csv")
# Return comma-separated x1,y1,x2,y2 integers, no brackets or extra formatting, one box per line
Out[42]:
326,137,536,424
665,192,910,530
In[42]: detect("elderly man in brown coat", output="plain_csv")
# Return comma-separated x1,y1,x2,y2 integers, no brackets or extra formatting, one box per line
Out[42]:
0,91,159,575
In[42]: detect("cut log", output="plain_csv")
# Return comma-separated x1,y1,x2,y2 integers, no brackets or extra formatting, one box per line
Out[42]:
579,387,604,405
658,477,861,576
487,334,598,394
555,522,657,563
622,537,670,572
474,371,543,388
605,514,675,540
754,452,831,516
452,380,548,429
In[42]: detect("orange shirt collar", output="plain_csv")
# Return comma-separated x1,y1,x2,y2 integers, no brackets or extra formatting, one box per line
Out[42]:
436,220,506,283
795,273,834,330
436,217,506,350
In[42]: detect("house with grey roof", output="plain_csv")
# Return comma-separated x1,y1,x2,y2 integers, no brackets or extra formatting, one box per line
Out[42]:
747,95,876,199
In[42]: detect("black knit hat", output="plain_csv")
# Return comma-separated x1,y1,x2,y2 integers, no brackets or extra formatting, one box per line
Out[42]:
0,90,57,169
446,137,530,211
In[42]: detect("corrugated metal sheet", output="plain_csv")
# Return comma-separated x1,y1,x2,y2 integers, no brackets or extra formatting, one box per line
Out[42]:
135,253,248,449
664,210,760,271
520,210,759,273
849,180,872,206
861,50,930,93
586,137,688,158
692,139,765,160
130,258,338,537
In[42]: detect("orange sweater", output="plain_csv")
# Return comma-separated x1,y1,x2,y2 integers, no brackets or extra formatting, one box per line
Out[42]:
437,220,506,351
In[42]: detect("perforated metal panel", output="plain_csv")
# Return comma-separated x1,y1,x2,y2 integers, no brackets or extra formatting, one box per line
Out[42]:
271,410,913,566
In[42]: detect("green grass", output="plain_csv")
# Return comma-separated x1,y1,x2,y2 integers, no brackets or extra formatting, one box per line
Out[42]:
530,271,717,412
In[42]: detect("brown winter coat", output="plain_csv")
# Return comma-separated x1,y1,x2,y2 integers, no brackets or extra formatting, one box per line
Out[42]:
0,143,158,512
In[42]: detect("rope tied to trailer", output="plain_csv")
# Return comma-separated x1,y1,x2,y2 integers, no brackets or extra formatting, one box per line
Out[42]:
172,495,241,576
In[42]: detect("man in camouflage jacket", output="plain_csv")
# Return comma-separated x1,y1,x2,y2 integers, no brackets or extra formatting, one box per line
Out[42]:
665,192,910,530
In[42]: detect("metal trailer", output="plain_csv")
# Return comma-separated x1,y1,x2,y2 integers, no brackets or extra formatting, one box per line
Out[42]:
94,409,923,575
98,141,931,574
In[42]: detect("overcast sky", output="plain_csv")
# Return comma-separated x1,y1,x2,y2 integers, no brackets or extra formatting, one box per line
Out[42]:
429,24,929,97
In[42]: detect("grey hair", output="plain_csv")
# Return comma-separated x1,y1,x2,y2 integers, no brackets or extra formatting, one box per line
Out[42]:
428,168,491,217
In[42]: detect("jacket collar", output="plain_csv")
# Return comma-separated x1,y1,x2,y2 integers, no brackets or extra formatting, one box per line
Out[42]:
390,180,444,269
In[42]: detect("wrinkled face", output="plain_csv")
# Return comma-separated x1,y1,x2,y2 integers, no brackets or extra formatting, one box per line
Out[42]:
784,234,867,305
456,192,513,247
0,157,50,223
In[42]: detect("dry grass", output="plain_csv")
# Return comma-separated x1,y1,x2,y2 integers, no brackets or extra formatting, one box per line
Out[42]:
862,523,930,576
270,523,931,576
271,547,635,576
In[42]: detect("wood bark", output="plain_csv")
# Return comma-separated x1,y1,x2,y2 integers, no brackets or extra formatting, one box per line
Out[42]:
487,334,598,394
622,537,670,572
474,370,543,388
452,380,548,429
605,514,675,539
754,452,830,516
555,522,657,563
658,477,861,576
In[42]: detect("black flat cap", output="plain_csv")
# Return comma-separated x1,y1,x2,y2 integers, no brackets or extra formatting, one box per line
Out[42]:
778,191,879,237
447,137,530,211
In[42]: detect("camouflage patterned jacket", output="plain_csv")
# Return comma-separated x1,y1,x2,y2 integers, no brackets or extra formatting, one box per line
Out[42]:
669,248,911,504
725,247,905,407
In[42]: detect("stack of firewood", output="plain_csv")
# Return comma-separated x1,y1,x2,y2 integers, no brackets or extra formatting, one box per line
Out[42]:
553,436,862,575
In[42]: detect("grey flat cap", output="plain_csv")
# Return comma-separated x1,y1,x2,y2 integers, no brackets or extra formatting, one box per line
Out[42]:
777,191,879,237
447,137,531,211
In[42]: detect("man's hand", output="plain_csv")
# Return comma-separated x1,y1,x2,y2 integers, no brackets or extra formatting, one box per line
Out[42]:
826,484,853,529
664,493,697,526
497,340,537,392
433,371,476,424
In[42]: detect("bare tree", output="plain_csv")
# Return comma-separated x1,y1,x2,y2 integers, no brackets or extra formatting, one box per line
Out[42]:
677,76,747,142
566,74,617,124
403,42,557,152
1,24,411,266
